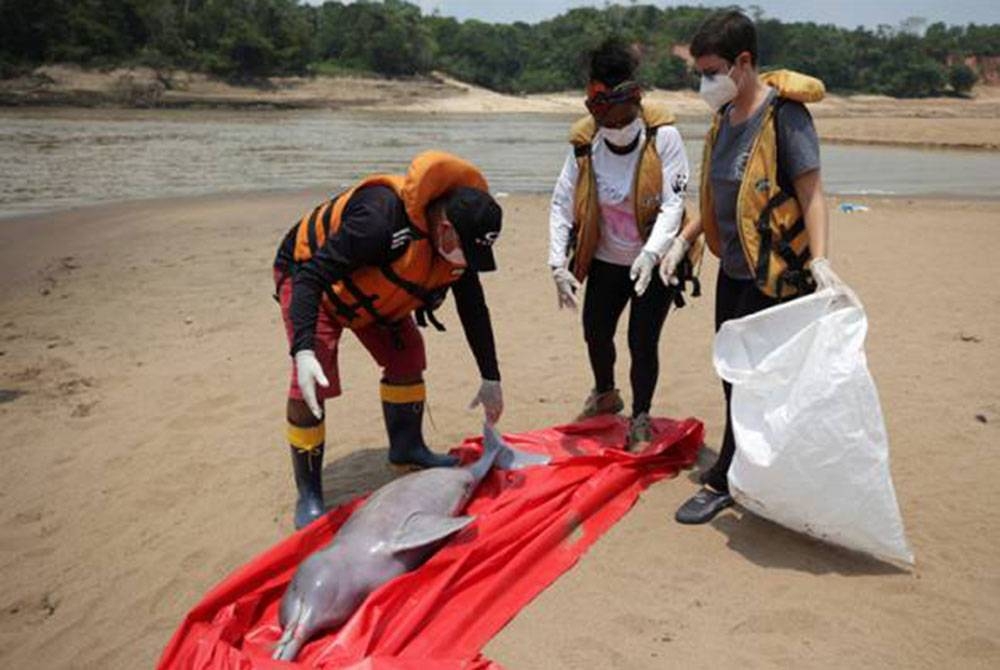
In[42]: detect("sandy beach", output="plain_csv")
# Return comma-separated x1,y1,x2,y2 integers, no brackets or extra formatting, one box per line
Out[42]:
0,188,997,668
4,65,1000,149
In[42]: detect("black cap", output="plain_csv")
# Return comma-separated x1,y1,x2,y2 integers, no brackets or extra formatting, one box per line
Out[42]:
445,187,502,272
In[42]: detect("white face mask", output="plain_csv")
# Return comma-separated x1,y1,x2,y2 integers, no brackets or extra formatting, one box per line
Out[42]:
599,117,643,147
699,65,739,110
434,224,467,266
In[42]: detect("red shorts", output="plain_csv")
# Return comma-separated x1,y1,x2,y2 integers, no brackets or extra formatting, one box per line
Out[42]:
275,269,426,402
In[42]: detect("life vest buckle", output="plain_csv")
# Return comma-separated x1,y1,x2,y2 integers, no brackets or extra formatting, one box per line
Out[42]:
415,307,447,332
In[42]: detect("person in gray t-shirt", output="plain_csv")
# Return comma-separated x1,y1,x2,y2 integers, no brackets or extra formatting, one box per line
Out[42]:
663,9,857,527
710,88,820,279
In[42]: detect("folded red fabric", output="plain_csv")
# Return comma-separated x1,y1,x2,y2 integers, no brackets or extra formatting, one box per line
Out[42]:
157,415,703,669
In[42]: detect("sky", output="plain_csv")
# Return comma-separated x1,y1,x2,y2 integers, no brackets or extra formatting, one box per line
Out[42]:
306,1,1000,29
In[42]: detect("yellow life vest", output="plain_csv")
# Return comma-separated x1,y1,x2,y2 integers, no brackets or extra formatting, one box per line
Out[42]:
291,150,488,328
567,103,704,300
700,69,825,299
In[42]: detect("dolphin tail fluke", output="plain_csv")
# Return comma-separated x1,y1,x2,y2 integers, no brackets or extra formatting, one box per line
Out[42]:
495,443,551,470
486,424,551,470
468,424,550,481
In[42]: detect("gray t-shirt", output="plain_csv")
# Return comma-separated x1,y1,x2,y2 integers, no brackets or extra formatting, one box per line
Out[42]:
710,88,820,280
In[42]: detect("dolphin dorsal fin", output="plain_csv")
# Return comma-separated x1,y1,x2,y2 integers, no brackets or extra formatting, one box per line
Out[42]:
389,512,475,553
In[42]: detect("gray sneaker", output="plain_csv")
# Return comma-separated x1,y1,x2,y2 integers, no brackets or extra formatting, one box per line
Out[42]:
575,388,625,422
675,488,734,524
626,412,653,452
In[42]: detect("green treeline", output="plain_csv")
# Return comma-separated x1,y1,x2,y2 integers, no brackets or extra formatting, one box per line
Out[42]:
1,0,997,97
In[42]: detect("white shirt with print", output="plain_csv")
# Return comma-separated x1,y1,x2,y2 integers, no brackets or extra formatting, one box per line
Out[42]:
548,123,689,268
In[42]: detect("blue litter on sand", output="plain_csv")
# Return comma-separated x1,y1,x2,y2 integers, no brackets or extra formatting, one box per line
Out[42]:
839,202,870,213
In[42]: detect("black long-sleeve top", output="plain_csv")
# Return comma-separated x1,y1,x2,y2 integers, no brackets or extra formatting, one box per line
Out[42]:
275,185,500,381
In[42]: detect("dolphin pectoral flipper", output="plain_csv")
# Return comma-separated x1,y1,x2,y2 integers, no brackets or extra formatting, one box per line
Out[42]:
389,512,475,553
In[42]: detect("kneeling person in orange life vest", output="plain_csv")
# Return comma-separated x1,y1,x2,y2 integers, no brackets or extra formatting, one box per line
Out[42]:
273,151,504,529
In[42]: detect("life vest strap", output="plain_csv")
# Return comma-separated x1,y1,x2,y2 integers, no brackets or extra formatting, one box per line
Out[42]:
380,263,449,332
753,191,793,289
773,221,814,299
320,197,336,239
772,219,813,300
415,307,447,331
306,205,322,256
338,276,390,327
775,219,806,265
322,283,360,322
380,263,435,303
662,252,703,309
774,264,815,300
770,97,797,195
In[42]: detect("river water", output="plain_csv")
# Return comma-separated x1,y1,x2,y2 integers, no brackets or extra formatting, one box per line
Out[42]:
2,108,998,219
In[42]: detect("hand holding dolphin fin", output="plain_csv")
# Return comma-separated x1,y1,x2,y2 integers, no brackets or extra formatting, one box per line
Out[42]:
468,379,503,425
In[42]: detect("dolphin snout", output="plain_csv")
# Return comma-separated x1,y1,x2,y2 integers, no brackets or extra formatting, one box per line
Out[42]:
273,599,312,661
273,635,305,662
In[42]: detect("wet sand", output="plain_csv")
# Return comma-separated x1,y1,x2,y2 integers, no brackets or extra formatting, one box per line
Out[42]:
0,190,997,668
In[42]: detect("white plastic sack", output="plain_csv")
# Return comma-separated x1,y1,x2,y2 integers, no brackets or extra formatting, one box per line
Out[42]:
714,288,913,564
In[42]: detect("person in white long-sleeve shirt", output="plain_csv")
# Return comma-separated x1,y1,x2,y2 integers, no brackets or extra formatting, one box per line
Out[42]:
548,39,696,450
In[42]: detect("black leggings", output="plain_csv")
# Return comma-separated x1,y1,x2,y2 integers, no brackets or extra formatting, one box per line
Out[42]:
702,269,782,493
582,258,673,417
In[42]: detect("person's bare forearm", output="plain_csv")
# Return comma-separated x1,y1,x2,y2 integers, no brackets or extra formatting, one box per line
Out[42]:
794,169,828,260
679,211,703,244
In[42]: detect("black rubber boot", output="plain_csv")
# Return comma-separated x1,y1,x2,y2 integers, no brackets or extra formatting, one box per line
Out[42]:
382,400,459,469
290,445,325,529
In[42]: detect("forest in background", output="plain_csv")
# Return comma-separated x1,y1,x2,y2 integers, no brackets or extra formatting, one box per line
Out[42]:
1,0,997,98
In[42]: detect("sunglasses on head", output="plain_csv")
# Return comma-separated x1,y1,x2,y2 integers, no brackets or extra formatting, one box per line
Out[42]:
585,80,641,115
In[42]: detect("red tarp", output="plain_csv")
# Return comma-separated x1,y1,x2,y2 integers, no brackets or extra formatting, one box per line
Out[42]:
157,416,703,669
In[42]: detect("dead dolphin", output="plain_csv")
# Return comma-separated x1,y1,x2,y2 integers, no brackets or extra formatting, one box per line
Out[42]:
272,424,548,661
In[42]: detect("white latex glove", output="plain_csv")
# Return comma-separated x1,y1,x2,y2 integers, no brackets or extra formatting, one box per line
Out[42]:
468,379,503,425
810,257,861,306
629,250,659,297
658,236,691,287
809,257,844,291
294,349,329,420
551,266,581,310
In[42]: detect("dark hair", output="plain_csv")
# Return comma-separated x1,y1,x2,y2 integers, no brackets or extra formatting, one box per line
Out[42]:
690,10,758,66
588,38,638,86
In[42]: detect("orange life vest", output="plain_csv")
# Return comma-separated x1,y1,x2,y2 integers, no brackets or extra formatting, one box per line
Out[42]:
291,150,489,328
